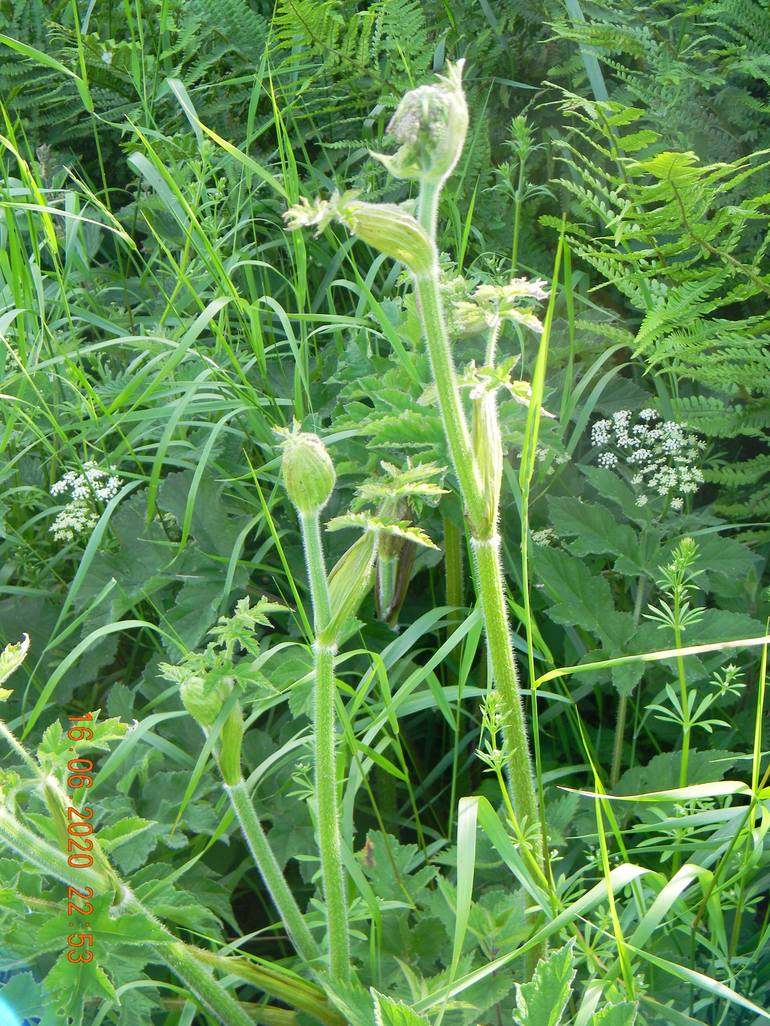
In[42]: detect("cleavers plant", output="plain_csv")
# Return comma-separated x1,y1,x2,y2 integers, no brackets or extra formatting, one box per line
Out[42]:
285,61,545,872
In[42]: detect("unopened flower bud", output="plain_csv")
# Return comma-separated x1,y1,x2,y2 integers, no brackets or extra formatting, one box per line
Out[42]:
370,61,468,185
180,674,233,728
338,200,434,275
278,426,336,515
180,675,243,784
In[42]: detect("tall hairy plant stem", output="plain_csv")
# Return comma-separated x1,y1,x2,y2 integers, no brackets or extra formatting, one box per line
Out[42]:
312,641,351,982
412,232,541,867
159,941,255,1026
298,510,350,981
225,780,320,966
472,537,541,861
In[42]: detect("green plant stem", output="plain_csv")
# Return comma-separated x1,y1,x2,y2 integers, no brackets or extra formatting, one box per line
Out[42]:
225,779,319,966
313,641,350,981
411,199,541,869
443,514,464,625
512,159,526,272
416,180,440,239
298,507,351,980
413,271,486,532
159,941,255,1026
0,806,108,894
472,536,541,862
301,510,332,632
674,591,690,790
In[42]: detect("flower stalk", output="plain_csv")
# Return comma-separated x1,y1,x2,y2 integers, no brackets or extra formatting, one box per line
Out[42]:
279,425,352,981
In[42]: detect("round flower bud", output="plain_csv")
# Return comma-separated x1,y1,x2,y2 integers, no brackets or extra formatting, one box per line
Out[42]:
370,60,468,185
279,428,336,515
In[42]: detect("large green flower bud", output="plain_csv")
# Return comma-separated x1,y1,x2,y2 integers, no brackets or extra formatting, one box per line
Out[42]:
180,674,243,785
370,61,468,185
180,674,233,728
278,424,336,515
284,192,434,277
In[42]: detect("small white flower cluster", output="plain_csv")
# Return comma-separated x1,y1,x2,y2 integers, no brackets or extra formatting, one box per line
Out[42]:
50,461,122,542
591,409,705,509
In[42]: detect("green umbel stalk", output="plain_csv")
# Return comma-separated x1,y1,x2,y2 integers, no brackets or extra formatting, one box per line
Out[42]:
413,270,487,533
226,779,320,966
313,640,350,981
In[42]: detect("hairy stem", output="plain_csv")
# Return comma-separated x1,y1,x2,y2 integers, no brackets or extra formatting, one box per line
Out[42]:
411,245,541,868
313,641,350,981
298,507,351,980
158,941,255,1026
472,536,541,861
225,779,319,966
301,510,332,632
413,270,487,532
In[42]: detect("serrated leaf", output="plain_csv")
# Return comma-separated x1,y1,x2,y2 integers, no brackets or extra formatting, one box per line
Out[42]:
592,1001,638,1026
534,547,634,651
514,941,576,1026
372,989,431,1026
1,971,44,1016
547,497,639,569
41,952,117,1026
327,512,438,549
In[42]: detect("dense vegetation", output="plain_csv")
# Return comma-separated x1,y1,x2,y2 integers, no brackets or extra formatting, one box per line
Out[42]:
0,1,769,1024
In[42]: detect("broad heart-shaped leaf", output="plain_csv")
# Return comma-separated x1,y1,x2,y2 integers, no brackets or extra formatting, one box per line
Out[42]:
41,951,117,1026
514,940,576,1026
372,990,431,1026
534,547,634,652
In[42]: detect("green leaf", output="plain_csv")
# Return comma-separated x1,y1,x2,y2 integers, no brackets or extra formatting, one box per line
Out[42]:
0,971,44,1016
41,952,117,1026
534,547,634,651
0,634,29,695
547,497,637,565
592,1002,638,1026
372,990,431,1026
514,941,576,1026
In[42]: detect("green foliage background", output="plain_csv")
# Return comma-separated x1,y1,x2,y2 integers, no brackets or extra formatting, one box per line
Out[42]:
0,0,768,1023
